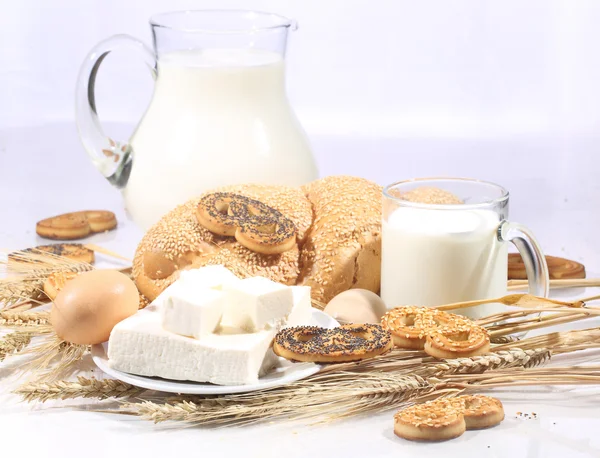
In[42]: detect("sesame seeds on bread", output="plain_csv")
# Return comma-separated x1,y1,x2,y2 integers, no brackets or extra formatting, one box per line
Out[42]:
299,176,382,303
133,184,312,301
133,176,382,304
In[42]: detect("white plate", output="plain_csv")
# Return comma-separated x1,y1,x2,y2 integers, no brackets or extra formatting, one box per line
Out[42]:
91,309,338,395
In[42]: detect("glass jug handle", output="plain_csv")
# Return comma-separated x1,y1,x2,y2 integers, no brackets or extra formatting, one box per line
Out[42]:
75,34,156,189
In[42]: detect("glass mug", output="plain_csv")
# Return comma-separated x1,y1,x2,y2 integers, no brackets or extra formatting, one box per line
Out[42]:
76,10,318,230
380,177,549,319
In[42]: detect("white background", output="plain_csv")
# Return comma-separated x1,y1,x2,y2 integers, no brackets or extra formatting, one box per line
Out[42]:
1,0,600,137
1,0,600,260
2,2,600,458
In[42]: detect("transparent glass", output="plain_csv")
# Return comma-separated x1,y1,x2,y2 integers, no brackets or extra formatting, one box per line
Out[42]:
76,10,317,230
381,177,549,319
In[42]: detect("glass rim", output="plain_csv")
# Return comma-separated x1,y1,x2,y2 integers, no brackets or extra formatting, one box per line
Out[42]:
383,176,510,210
149,9,295,34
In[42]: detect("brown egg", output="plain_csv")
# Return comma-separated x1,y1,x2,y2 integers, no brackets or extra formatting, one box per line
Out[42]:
51,270,139,345
324,289,388,324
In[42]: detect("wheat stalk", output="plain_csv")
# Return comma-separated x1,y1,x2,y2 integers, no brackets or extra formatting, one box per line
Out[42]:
83,244,132,262
0,331,32,361
508,278,600,291
0,277,46,308
4,300,37,312
0,251,93,308
15,376,144,403
494,327,600,354
418,348,550,376
479,307,600,329
13,348,551,412
17,334,89,381
489,313,596,337
490,335,520,344
475,306,598,338
117,349,550,425
125,374,442,425
1,249,92,273
439,366,600,389
445,365,600,381
317,347,550,378
0,311,51,328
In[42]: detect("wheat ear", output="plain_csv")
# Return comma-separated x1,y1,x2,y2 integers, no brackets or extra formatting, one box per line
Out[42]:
15,376,145,403
0,311,51,328
18,335,89,381
0,331,32,361
120,349,551,425
419,348,550,377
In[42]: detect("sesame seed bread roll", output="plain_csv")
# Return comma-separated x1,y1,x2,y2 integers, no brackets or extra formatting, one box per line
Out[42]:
133,176,383,305
133,184,313,301
299,176,382,303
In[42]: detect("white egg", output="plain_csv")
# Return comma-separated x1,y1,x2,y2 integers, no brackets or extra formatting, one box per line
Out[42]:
324,289,388,324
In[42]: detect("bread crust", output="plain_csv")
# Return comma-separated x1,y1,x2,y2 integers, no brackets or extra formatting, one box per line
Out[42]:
133,184,313,301
298,176,382,302
133,176,382,303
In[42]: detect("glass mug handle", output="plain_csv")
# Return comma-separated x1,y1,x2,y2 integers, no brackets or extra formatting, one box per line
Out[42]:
75,35,156,189
498,221,550,297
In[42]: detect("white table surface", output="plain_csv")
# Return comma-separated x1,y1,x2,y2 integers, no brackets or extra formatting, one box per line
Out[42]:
1,123,600,458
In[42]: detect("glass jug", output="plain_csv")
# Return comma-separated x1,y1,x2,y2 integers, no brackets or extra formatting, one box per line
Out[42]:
76,10,318,230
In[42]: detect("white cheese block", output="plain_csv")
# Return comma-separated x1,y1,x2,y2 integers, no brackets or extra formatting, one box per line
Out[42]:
108,305,275,385
162,287,224,339
287,286,313,327
179,265,239,290
221,277,294,332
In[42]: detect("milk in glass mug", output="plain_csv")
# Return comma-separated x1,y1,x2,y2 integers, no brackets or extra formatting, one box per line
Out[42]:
76,10,318,230
380,178,549,319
